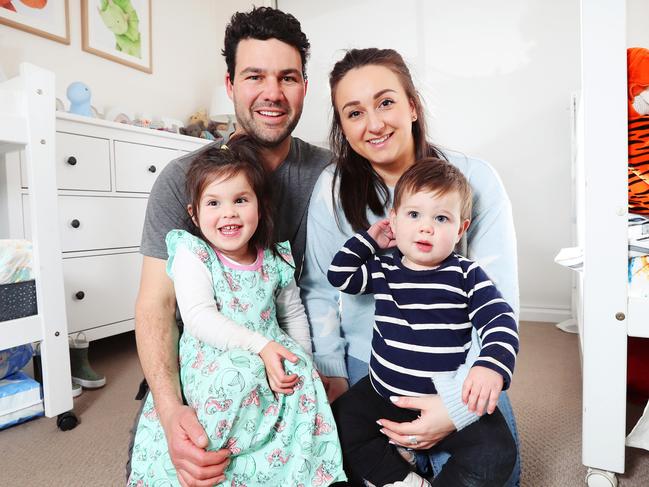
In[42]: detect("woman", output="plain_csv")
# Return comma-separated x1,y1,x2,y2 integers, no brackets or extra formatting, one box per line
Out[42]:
300,48,521,485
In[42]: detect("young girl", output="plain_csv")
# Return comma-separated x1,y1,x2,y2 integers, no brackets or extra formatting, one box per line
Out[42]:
128,136,345,486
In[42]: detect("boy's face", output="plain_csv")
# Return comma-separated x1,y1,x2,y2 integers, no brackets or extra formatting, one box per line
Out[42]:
389,189,470,270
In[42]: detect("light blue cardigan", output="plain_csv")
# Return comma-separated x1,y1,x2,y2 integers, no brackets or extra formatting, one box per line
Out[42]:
299,151,519,429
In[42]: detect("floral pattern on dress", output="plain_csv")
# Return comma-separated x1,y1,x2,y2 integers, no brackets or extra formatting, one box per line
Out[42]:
127,230,345,486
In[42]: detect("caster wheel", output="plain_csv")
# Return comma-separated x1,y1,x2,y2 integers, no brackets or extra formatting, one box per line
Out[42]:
586,468,618,487
57,411,79,431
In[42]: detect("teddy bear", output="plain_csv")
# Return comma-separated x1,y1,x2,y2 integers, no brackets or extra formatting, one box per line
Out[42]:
187,109,210,127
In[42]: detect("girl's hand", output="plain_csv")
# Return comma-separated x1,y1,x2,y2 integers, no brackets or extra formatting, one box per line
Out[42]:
461,365,503,416
367,219,396,249
259,341,299,394
377,395,455,449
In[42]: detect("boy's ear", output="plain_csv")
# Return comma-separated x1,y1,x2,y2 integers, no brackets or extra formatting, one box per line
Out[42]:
456,219,471,243
389,208,397,232
187,204,198,226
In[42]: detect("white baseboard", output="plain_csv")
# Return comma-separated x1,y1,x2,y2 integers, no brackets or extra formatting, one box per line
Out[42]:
520,306,572,323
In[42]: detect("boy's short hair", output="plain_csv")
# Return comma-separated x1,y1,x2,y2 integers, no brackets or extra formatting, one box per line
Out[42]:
222,7,310,81
393,158,473,221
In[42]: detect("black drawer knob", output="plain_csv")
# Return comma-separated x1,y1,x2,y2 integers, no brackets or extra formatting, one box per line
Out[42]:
75,291,85,300
67,156,77,166
70,219,80,228
148,165,157,173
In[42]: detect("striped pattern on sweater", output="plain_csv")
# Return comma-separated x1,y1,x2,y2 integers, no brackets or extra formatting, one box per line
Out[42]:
327,231,519,398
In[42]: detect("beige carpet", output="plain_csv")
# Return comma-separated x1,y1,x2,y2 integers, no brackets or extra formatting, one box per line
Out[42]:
1,322,648,486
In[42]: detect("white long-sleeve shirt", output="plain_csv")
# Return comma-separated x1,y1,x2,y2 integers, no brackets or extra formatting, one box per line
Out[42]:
172,245,313,356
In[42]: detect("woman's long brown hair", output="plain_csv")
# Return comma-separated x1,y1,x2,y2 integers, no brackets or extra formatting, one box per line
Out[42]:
329,48,445,231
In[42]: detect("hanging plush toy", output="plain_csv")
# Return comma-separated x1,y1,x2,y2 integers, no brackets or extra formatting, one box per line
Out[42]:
627,49,649,402
627,47,649,214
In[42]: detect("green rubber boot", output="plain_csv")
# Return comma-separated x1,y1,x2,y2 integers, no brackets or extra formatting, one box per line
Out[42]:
69,333,106,388
71,381,83,398
33,343,83,397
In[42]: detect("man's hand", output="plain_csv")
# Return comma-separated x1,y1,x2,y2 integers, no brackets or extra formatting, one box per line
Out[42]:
160,404,230,486
462,365,504,416
322,375,349,403
367,219,396,249
259,341,299,394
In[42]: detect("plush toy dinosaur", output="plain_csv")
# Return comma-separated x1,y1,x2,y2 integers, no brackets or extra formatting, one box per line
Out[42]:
67,82,93,118
97,0,141,58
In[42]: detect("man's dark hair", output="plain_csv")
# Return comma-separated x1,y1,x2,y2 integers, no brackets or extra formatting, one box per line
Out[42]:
222,6,310,81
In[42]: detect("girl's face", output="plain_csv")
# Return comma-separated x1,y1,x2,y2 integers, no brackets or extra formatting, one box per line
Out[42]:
334,64,417,182
191,171,259,264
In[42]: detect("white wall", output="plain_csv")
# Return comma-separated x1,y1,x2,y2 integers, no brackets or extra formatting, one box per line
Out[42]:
628,0,649,47
0,0,253,122
278,0,580,322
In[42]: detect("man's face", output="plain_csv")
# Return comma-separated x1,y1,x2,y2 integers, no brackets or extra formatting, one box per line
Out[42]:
226,38,307,148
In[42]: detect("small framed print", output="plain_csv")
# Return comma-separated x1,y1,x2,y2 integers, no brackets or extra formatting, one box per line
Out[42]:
81,0,152,73
0,0,70,45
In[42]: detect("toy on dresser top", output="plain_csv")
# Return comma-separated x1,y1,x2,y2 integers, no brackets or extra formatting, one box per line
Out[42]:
179,109,225,141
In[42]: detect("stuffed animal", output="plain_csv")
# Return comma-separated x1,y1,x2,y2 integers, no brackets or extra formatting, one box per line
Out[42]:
627,48,649,401
67,82,93,117
628,47,649,214
187,110,209,127
179,120,224,142
179,121,205,138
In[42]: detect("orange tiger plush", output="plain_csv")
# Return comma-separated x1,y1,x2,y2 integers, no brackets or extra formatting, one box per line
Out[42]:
628,47,649,214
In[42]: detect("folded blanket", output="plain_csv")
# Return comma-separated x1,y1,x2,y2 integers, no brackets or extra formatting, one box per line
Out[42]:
0,240,33,285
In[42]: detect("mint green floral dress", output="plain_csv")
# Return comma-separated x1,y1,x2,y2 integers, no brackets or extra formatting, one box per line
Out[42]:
128,230,345,487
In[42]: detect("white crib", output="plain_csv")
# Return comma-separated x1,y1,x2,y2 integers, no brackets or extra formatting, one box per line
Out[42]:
0,63,76,428
576,1,648,485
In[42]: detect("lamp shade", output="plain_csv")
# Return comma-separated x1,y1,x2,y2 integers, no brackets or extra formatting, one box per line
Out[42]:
209,86,234,122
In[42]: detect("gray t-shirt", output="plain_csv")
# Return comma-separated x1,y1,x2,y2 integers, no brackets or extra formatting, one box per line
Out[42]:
140,137,331,276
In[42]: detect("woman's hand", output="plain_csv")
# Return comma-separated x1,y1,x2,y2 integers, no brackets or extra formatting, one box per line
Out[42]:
377,395,456,449
259,341,299,394
367,219,396,249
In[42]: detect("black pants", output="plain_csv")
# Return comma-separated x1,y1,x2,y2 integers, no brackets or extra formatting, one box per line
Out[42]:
332,376,516,487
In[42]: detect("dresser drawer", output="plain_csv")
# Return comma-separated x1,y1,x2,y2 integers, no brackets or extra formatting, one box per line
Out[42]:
114,141,178,193
63,252,141,334
22,195,147,251
21,132,111,191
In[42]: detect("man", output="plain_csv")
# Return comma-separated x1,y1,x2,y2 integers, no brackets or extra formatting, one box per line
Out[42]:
127,8,331,486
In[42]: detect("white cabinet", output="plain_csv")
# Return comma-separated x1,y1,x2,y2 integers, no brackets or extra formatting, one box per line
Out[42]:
3,112,210,341
63,253,142,334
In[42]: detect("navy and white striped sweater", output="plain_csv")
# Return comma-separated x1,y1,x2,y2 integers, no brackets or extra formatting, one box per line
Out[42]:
327,231,519,399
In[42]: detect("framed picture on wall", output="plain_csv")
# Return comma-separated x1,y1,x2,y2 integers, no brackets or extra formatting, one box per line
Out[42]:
0,0,70,44
81,0,152,73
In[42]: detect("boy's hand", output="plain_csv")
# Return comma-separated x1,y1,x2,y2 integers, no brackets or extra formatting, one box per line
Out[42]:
368,219,396,249
259,341,299,394
462,365,503,416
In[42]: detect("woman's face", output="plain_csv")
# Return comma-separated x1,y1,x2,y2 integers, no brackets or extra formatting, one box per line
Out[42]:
334,64,417,178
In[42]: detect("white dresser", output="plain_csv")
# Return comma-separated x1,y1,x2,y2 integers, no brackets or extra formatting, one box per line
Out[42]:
1,112,209,341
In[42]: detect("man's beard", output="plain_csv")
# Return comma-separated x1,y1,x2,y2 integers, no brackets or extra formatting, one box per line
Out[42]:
234,104,302,148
